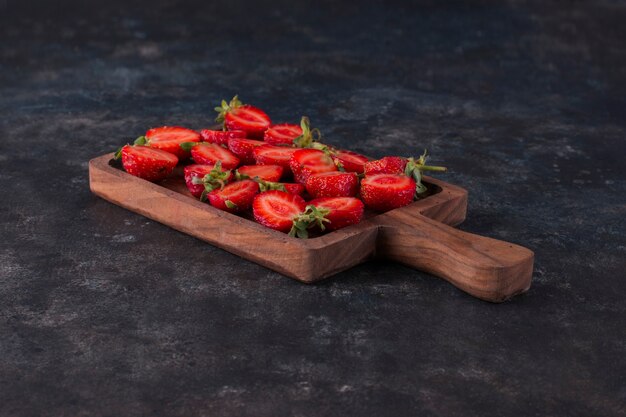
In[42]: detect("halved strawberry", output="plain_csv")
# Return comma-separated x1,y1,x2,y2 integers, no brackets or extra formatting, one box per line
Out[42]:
117,145,178,182
207,179,259,213
305,171,359,198
360,174,416,212
289,149,338,184
253,191,307,233
308,197,365,231
332,150,369,173
200,129,246,146
264,123,302,146
184,163,233,199
227,137,265,164
136,126,202,159
215,96,271,139
191,143,240,169
253,145,298,174
363,156,407,175
237,165,283,182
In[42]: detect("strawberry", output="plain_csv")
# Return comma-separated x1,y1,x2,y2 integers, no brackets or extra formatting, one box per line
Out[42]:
305,171,359,198
364,152,447,196
190,143,240,169
264,123,302,146
332,150,369,174
363,156,407,175
289,149,337,184
227,137,265,164
253,190,307,233
184,163,233,199
200,129,246,146
253,144,298,174
116,145,178,182
360,174,416,212
237,165,283,182
134,126,201,159
308,197,364,231
207,179,259,213
215,96,271,139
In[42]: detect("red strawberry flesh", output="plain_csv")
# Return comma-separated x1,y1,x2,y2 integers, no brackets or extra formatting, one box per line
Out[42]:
360,173,416,212
264,123,303,146
238,164,283,182
308,197,365,231
145,126,201,159
207,179,259,213
253,191,306,233
289,149,338,184
225,105,271,139
191,143,240,169
333,150,369,173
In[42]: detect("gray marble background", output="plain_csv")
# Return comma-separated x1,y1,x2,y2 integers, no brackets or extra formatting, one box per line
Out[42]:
1,0,625,416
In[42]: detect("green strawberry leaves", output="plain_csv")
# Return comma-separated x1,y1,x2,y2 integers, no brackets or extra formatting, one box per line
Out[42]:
405,150,447,198
214,95,243,126
288,204,331,239
192,161,232,199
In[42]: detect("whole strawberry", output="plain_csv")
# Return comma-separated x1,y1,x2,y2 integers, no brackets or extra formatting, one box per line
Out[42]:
305,171,358,198
116,145,178,182
200,129,246,146
360,173,416,212
215,95,271,139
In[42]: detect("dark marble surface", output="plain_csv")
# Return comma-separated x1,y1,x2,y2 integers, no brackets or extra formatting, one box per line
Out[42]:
1,0,625,416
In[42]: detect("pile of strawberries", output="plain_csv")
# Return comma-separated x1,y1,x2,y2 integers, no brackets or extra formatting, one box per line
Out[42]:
115,96,446,238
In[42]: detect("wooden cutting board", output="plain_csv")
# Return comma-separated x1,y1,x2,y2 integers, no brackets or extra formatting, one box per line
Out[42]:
89,153,534,302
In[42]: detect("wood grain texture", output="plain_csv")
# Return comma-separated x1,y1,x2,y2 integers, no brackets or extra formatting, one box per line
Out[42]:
89,152,533,302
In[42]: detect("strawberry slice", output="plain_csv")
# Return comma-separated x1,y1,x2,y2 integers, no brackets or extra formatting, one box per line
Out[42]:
289,149,337,184
308,197,365,231
253,190,307,233
305,171,359,198
118,145,178,182
184,163,233,199
200,129,246,146
360,174,416,212
363,156,407,175
333,150,369,173
207,179,259,213
227,137,265,164
264,123,303,146
138,126,201,159
253,145,298,174
237,165,283,182
215,96,271,139
191,143,240,169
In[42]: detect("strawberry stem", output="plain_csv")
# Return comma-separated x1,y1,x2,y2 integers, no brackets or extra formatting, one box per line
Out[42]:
404,150,447,198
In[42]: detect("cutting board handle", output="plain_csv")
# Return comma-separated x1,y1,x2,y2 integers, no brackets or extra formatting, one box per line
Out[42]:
377,211,534,302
